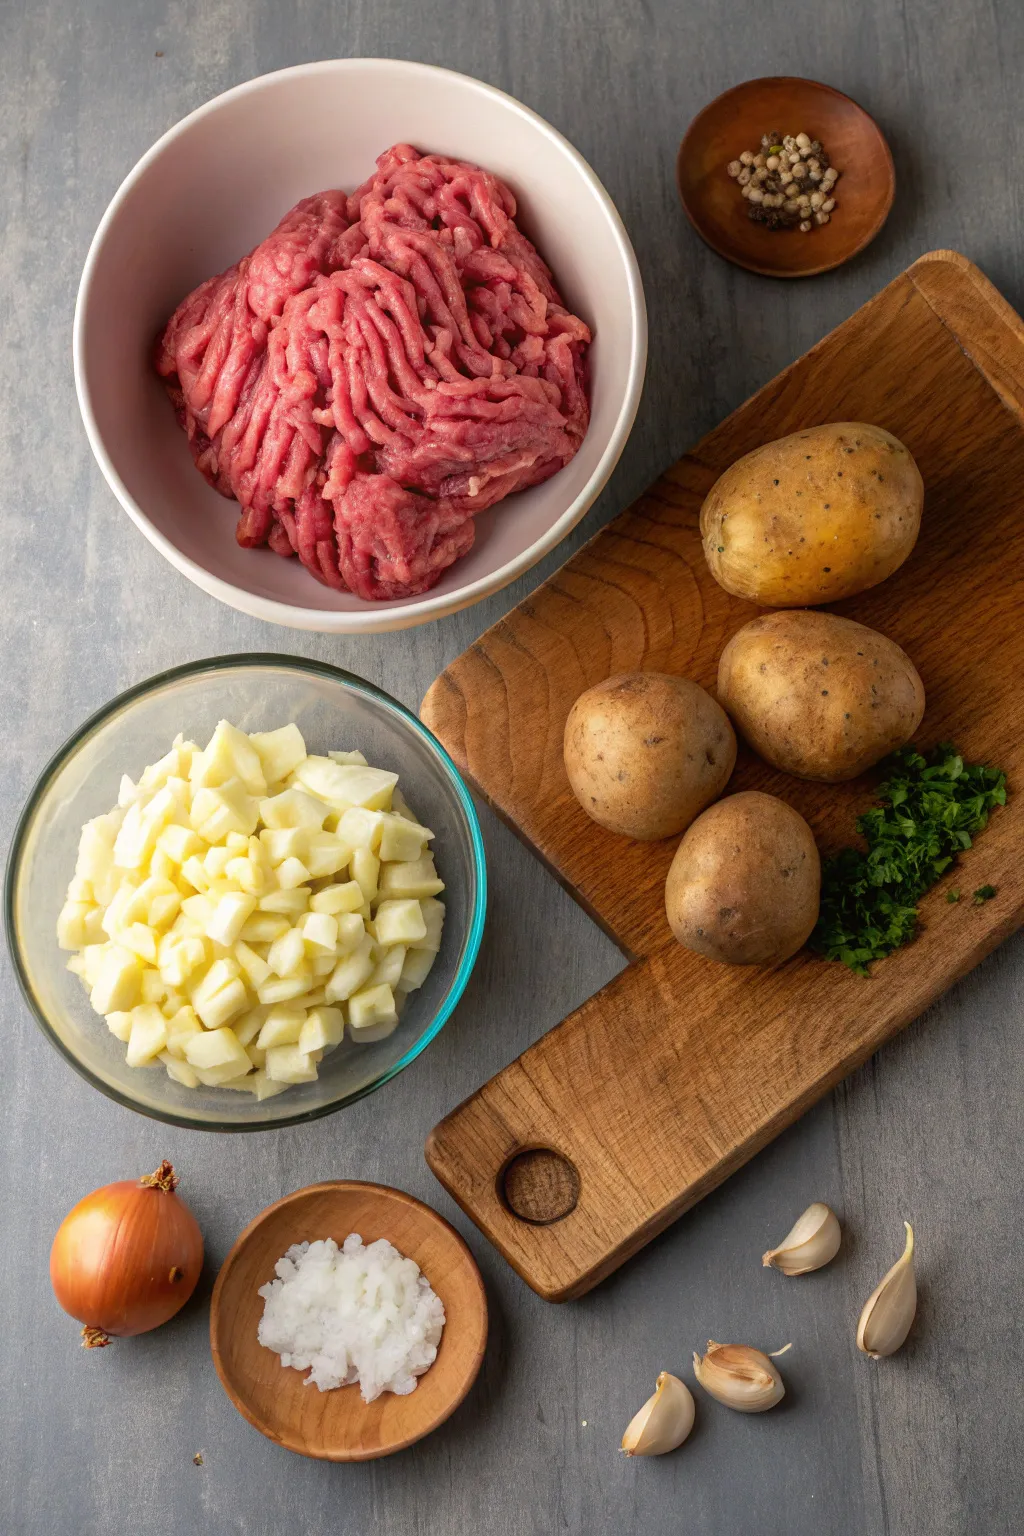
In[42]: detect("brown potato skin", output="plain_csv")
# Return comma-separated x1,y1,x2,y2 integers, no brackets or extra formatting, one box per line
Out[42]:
717,610,925,782
700,422,923,606
563,672,737,840
665,791,820,966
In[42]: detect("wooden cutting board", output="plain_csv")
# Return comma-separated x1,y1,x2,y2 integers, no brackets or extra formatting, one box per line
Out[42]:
421,251,1024,1302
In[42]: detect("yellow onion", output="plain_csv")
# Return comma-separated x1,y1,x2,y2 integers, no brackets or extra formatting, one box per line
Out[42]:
50,1161,203,1347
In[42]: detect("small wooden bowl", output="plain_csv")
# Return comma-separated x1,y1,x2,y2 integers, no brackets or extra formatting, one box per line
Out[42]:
210,1181,488,1461
677,78,895,278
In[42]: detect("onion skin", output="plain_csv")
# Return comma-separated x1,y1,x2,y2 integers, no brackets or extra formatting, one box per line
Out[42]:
50,1162,203,1346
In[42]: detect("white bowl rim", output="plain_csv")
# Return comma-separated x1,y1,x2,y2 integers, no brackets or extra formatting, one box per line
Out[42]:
73,57,648,635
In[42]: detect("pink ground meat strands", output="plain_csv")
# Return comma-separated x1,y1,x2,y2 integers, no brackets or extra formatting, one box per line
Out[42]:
155,145,592,600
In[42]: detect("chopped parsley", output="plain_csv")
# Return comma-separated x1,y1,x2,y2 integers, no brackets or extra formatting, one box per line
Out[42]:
946,889,961,904
972,884,997,905
811,744,1006,975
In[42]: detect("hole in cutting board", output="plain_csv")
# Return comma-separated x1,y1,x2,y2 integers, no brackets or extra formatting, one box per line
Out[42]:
501,1149,581,1224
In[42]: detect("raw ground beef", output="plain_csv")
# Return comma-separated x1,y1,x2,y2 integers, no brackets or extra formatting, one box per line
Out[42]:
155,144,591,600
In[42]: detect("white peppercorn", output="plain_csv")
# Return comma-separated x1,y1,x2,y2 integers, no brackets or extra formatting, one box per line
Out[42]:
807,158,821,173
822,197,836,212
796,132,811,149
753,154,767,168
809,191,824,209
813,210,830,225
747,186,764,204
738,166,752,185
727,159,742,177
790,161,806,177
808,169,823,183
766,155,780,171
799,220,812,232
740,150,755,166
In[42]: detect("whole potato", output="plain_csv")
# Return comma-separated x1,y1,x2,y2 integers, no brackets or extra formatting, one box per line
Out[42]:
563,672,736,840
665,792,820,966
701,422,923,606
718,610,925,782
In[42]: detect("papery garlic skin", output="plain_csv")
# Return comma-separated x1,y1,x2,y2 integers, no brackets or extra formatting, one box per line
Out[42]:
857,1222,916,1358
763,1202,842,1275
621,1371,696,1456
692,1341,785,1413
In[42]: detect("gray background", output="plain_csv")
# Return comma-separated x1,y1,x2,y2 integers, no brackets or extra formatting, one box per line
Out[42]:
2,1,1022,1532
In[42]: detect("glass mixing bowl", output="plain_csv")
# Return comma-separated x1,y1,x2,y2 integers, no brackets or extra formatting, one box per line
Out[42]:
5,655,486,1131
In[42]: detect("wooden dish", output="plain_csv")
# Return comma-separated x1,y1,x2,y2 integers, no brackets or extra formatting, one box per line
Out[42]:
210,1181,487,1460
677,77,895,278
422,251,1024,1301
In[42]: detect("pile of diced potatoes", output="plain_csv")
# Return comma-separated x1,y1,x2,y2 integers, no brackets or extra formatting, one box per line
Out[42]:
57,722,445,1101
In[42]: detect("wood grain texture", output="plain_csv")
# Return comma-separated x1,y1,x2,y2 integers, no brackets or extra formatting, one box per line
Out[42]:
6,1,1024,1532
423,252,1024,1301
210,1182,487,1460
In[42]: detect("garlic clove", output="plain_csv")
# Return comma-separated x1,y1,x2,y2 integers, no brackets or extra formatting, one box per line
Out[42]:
692,1341,785,1413
857,1222,917,1358
621,1371,696,1456
763,1202,842,1275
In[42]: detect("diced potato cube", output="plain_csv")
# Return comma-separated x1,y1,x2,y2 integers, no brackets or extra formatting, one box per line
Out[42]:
325,935,375,1003
300,986,328,1009
328,749,368,767
389,787,418,822
75,823,116,888
117,923,158,964
335,912,366,954
148,891,182,929
139,742,188,793
348,983,399,1039
205,891,257,947
265,1044,319,1084
259,827,309,865
251,1069,290,1100
246,1043,267,1070
258,787,328,832
100,881,138,939
190,955,238,1001
275,856,311,890
413,898,445,953
158,933,208,989
82,907,107,944
225,856,266,895
368,945,406,990
257,1006,306,1049
350,848,380,903
240,911,289,944
374,899,428,946
267,927,307,978
156,824,203,865
311,763,398,811
123,874,172,923
193,721,267,796
181,892,216,928
378,815,432,864
378,855,444,900
125,1004,168,1067
233,1007,267,1047
105,1010,133,1043
303,833,351,880
300,912,338,953
112,802,159,870
311,952,337,977
258,887,310,915
184,1025,251,1079
179,855,211,892
336,807,385,852
57,901,92,950
141,969,167,1004
150,848,178,884
399,946,437,991
161,1052,200,1089
66,875,93,904
310,881,364,916
249,724,307,785
299,1006,344,1054
190,780,259,842
165,1005,203,1058
80,942,110,988
257,974,314,1006
203,845,233,879
194,978,248,1031
234,941,271,990
90,948,143,1015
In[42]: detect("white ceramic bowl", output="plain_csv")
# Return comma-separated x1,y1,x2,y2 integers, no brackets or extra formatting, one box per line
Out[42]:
75,59,647,634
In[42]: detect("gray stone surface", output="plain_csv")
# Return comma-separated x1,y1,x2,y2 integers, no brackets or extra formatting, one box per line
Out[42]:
2,2,1023,1532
